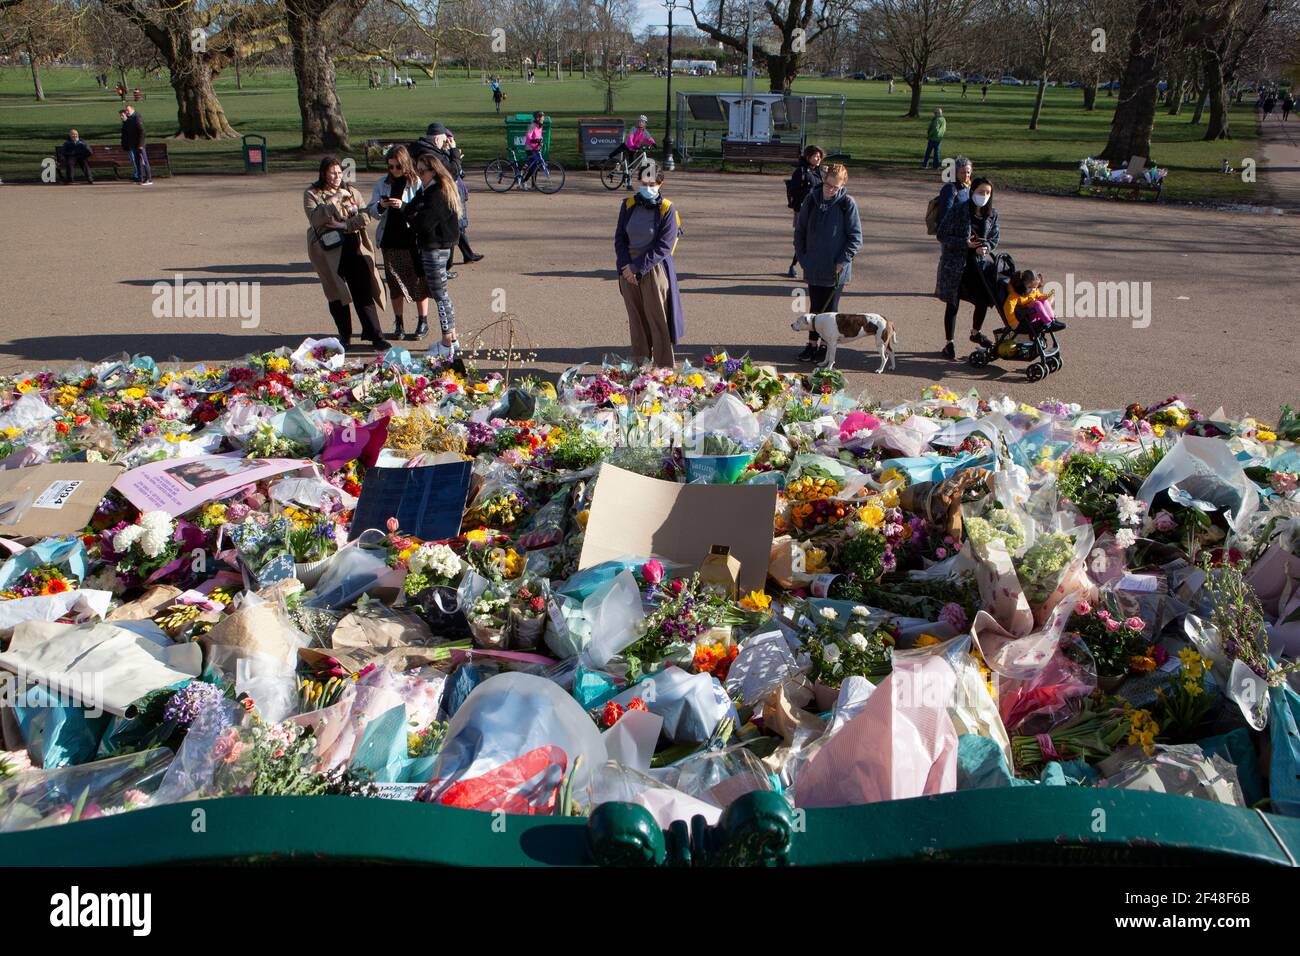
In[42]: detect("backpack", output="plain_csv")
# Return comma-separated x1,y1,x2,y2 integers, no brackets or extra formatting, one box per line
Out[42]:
625,196,684,254
925,191,944,235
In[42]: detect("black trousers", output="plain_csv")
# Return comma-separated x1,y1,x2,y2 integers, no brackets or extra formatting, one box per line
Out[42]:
330,238,384,343
804,283,843,342
62,157,93,183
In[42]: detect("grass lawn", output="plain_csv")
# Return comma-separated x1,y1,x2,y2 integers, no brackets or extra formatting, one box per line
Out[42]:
0,67,1266,204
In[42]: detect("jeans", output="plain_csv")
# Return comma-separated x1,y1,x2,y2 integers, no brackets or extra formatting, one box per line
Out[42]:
418,247,456,334
922,139,942,169
129,146,152,182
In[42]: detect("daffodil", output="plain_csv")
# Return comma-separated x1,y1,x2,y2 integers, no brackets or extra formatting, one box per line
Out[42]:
15,381,35,394
685,373,705,388
739,590,771,613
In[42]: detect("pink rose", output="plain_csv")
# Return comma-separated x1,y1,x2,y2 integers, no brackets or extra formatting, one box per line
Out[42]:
1125,616,1145,631
1153,510,1177,532
641,559,665,585
1104,618,1121,632
935,547,947,559
1096,609,1110,620
1075,601,1092,616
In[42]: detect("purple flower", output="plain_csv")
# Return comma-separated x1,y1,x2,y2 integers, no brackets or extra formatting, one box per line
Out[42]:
163,681,225,728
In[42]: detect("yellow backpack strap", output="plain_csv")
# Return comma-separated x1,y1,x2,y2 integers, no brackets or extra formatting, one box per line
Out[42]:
624,196,635,210
660,198,681,255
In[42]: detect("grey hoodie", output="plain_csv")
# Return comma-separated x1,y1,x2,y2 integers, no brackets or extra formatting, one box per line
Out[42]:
794,187,863,287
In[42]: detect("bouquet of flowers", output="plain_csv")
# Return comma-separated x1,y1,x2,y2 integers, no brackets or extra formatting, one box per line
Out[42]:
509,581,548,649
0,563,80,600
402,542,465,596
800,604,894,690
1067,600,1149,678
467,589,511,648
106,510,179,581
623,573,746,680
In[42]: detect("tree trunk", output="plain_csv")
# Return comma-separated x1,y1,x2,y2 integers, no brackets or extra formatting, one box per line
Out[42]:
28,53,45,101
1202,48,1230,139
235,55,243,90
906,79,922,118
1099,0,1170,163
1168,79,1184,114
1082,81,1098,110
1029,76,1047,129
1190,78,1206,124
171,58,238,138
286,1,351,151
764,51,799,93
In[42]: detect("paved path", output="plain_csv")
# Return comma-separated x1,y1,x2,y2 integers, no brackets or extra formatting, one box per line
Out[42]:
2,170,1296,417
1258,111,1300,209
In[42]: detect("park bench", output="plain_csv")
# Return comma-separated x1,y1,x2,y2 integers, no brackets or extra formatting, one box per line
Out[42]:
721,139,803,173
1079,154,1162,202
55,142,173,181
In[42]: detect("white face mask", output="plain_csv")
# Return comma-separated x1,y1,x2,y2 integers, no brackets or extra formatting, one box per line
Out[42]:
972,192,991,208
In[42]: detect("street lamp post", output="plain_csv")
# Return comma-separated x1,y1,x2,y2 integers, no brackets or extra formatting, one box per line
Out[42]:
663,0,677,170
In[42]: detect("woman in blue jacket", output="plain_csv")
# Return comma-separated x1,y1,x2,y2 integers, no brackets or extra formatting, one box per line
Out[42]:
794,163,862,363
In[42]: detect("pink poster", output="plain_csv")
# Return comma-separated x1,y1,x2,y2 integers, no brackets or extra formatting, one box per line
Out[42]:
113,454,309,516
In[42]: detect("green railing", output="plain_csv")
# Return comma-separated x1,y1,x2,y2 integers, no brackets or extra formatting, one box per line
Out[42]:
2,789,1297,867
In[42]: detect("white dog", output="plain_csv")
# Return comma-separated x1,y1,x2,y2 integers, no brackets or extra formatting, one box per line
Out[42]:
791,312,897,373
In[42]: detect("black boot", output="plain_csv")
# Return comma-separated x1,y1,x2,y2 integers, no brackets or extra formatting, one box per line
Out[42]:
394,317,406,340
797,341,818,362
327,301,353,347
413,317,429,340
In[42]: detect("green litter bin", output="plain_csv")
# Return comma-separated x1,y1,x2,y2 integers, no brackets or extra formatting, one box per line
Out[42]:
242,133,268,173
504,112,551,163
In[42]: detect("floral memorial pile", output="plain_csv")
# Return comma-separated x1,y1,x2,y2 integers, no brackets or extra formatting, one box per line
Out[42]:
1,338,1298,831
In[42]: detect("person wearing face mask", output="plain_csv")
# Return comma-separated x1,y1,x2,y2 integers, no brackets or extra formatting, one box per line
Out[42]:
793,163,862,363
935,176,999,360
614,168,684,366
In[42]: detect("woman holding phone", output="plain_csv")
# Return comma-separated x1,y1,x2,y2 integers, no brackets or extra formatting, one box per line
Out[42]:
403,153,463,354
304,155,390,351
934,176,999,360
368,145,429,341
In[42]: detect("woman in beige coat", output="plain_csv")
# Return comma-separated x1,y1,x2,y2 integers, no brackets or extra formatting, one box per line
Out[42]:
304,155,391,350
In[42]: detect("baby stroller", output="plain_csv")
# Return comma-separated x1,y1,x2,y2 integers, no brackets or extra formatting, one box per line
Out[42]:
966,252,1064,382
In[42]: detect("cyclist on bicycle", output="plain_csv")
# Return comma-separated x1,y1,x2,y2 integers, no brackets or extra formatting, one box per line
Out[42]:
521,111,546,189
609,115,656,166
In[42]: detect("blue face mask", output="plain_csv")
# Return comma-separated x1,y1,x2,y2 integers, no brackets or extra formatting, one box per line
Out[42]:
637,185,660,201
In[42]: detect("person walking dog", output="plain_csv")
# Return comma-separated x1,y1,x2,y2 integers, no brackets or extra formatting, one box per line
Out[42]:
793,163,862,364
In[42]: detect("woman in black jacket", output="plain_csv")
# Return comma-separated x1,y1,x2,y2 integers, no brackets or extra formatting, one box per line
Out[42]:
785,144,825,277
404,155,462,353
934,177,999,360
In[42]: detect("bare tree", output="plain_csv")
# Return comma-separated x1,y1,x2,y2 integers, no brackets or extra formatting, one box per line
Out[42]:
862,0,985,117
0,0,83,99
688,0,854,93
590,0,632,111
1019,0,1080,128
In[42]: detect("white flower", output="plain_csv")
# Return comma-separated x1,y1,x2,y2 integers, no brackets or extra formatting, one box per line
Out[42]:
412,543,462,580
139,527,170,558
113,525,143,553
823,643,842,664
852,605,869,618
1114,528,1137,549
848,632,868,651
139,510,173,534
819,607,838,621
1116,495,1145,526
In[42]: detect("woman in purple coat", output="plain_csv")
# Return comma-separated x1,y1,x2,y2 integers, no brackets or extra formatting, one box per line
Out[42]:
614,168,683,367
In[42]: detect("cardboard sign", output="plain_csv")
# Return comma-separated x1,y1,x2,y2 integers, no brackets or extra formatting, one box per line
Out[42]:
0,463,123,539
580,464,777,593
350,460,472,542
114,454,307,516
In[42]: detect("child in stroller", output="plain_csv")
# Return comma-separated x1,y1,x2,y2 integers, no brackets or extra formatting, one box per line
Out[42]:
968,254,1066,382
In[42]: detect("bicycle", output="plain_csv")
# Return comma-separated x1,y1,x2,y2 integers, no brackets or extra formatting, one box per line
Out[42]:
600,148,653,190
483,151,566,194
